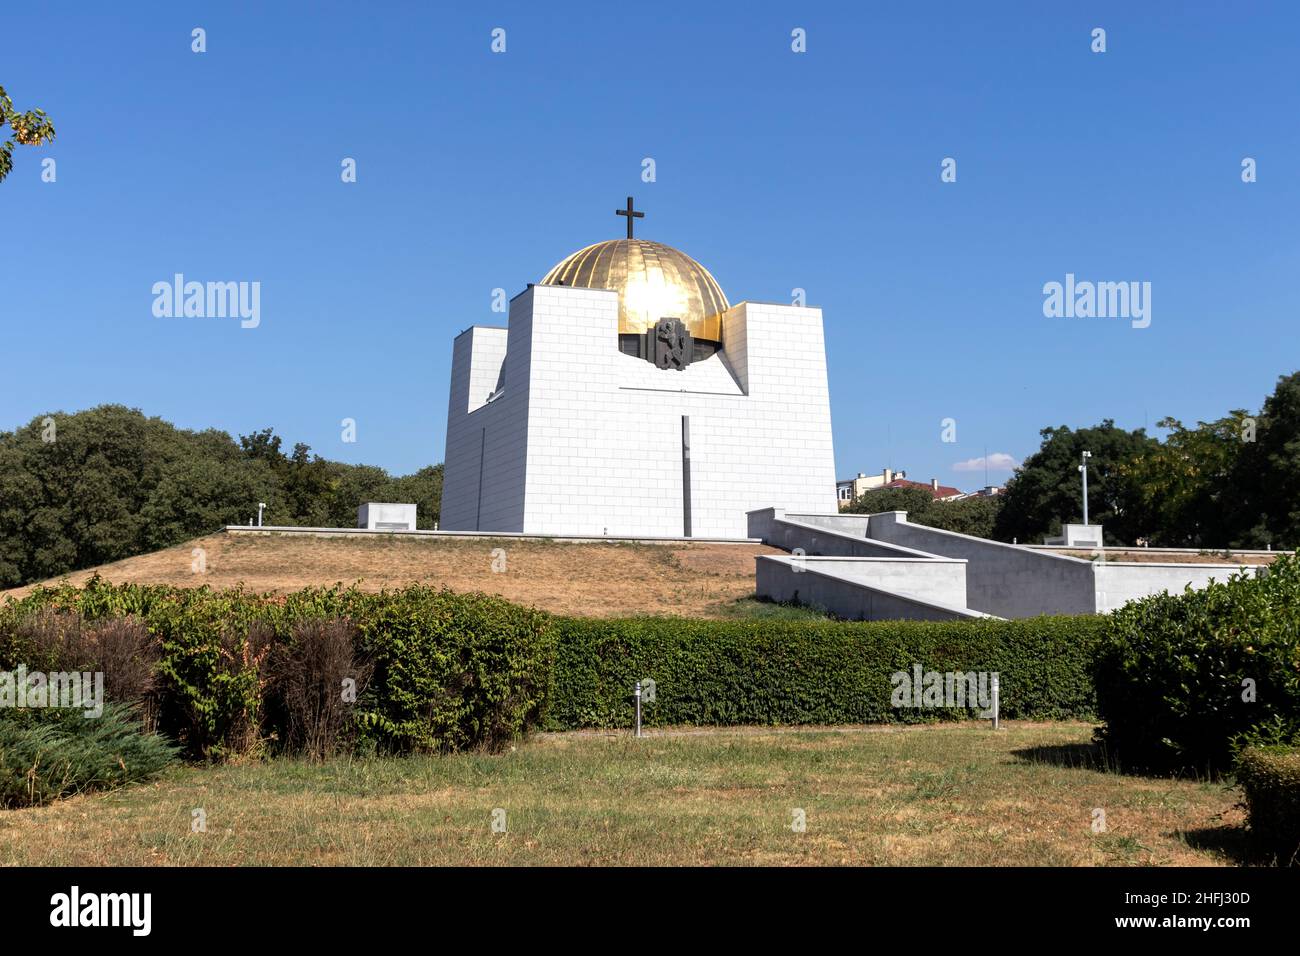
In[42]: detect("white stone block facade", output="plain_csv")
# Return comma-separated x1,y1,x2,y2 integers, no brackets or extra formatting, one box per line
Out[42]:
441,284,836,538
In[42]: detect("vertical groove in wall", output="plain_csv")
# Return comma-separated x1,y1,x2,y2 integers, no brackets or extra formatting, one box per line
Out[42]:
475,426,486,531
682,414,692,537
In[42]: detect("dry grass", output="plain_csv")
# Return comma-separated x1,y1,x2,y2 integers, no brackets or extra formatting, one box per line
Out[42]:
1057,549,1277,565
0,722,1247,866
0,532,781,618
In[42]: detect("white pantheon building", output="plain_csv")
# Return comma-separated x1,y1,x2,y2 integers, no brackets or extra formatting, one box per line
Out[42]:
440,200,836,538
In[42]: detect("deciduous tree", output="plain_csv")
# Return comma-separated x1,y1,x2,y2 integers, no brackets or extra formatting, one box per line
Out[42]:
0,84,56,183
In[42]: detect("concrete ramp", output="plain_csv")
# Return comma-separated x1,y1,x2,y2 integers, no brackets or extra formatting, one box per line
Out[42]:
757,555,994,621
854,511,1097,617
748,507,1256,621
763,514,944,560
748,508,990,621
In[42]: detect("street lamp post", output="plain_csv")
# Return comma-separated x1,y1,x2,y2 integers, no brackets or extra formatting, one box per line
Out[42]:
1078,452,1092,526
257,502,266,528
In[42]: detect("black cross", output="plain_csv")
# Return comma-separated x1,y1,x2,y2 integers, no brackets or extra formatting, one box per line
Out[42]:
615,196,644,239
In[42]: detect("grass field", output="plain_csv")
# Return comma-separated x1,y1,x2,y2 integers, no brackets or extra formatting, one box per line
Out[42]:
0,722,1249,866
0,532,782,618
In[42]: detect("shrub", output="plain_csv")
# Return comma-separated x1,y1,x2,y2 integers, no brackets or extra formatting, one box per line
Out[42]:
152,599,273,761
0,578,270,758
0,609,161,727
352,588,554,753
5,580,559,759
267,620,371,759
543,614,1106,730
80,617,162,716
1234,745,1300,865
8,575,175,621
1094,552,1300,774
0,704,176,809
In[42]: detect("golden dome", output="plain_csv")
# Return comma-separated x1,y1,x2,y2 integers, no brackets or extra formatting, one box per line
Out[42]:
540,239,729,341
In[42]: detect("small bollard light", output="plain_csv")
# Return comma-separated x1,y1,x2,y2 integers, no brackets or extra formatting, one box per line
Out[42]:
991,673,1000,730
634,681,642,738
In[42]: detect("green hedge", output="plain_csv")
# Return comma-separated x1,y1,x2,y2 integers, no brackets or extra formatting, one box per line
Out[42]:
1094,552,1300,774
544,615,1107,729
1,578,554,759
350,587,553,753
3,579,1109,760
1235,745,1300,865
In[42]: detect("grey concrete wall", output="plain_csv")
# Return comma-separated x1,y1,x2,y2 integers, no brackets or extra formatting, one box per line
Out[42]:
781,555,968,607
756,557,985,622
769,518,938,559
746,507,786,542
864,512,1097,617
1094,562,1258,613
782,512,873,537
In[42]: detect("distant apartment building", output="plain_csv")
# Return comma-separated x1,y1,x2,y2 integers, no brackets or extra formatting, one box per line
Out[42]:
836,468,905,507
884,477,964,501
836,469,965,509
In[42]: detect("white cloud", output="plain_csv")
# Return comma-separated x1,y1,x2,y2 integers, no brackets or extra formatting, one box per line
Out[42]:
952,452,1019,473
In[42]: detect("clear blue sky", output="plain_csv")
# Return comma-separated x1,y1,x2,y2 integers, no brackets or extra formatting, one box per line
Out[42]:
3,1,1297,488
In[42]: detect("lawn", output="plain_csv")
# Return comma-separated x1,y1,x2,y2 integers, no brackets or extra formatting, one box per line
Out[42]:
0,722,1247,866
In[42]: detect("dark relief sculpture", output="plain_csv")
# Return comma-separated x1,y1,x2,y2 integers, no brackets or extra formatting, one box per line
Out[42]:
652,316,692,371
